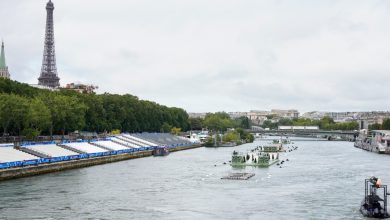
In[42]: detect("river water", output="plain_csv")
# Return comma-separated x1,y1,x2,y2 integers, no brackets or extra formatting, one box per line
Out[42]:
1,138,389,220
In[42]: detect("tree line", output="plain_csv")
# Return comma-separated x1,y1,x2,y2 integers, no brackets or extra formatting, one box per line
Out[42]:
0,78,189,138
189,112,251,131
368,119,390,130
189,112,254,145
262,116,359,130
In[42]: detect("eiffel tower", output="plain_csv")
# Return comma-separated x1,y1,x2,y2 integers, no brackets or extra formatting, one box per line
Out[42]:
38,0,60,88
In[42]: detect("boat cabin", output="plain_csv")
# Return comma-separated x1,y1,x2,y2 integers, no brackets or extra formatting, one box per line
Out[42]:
372,130,390,148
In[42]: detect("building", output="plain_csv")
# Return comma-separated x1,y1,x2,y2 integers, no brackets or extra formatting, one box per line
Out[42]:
301,111,325,120
0,41,10,79
301,111,390,129
64,83,98,94
30,84,59,91
228,112,247,119
271,109,299,119
188,113,207,119
38,0,60,88
247,110,269,125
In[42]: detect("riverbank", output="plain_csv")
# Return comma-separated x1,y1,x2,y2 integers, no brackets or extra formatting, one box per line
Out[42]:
0,144,202,181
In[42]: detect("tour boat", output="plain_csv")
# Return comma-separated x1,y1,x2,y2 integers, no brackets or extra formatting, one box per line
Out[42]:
360,177,390,218
354,130,390,154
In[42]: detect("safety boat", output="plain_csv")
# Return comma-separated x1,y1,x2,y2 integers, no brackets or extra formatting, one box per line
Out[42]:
152,146,169,156
360,176,390,218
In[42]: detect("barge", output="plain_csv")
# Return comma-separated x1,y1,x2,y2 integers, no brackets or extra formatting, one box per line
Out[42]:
355,130,390,154
231,146,279,167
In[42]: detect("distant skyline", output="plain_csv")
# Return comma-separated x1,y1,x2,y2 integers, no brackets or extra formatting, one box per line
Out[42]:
0,0,389,113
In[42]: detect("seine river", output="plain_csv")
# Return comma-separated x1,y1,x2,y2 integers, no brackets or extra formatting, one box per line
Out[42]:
1,138,389,219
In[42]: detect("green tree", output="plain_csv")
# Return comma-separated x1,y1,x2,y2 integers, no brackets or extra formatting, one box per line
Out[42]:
0,93,12,135
203,112,234,131
223,131,239,142
262,120,278,130
23,98,51,138
171,127,181,135
189,117,203,130
369,123,382,130
382,118,390,130
234,116,251,129
320,116,335,130
278,118,293,126
43,94,87,137
0,78,192,135
160,122,172,133
0,94,29,135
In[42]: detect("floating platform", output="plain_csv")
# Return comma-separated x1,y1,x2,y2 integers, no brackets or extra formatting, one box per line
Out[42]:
221,173,255,180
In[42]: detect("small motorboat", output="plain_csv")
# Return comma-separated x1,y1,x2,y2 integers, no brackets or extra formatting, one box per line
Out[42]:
152,146,169,156
360,176,390,218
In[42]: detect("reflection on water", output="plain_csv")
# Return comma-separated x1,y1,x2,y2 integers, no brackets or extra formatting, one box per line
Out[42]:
0,138,388,219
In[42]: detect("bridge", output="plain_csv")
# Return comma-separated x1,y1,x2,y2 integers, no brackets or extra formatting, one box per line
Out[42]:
249,129,358,141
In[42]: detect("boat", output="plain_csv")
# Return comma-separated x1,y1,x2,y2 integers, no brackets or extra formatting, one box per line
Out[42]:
230,146,279,167
272,138,293,145
355,130,390,154
152,146,169,156
360,176,390,218
257,144,286,152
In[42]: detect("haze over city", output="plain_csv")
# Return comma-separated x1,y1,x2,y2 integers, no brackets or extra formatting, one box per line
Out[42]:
1,0,390,112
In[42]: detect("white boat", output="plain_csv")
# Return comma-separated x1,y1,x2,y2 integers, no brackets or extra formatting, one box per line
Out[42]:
354,130,390,154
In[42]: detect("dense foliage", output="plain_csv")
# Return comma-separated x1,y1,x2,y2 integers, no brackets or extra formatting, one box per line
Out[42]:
195,112,254,146
223,128,254,143
193,112,251,132
0,78,190,138
368,118,390,130
262,116,359,130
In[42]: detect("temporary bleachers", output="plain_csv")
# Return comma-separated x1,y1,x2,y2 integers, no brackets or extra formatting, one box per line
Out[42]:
122,134,158,147
63,142,108,154
111,137,141,148
134,133,192,147
119,135,150,147
94,140,129,151
24,144,79,157
0,132,193,170
0,147,40,163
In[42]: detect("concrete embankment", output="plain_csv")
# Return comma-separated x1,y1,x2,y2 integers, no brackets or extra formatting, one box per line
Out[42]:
0,145,202,181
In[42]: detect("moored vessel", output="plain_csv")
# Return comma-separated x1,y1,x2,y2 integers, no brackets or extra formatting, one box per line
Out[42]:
152,146,169,156
355,130,390,154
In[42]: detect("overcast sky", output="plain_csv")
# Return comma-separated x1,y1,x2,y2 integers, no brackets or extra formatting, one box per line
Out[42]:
1,0,389,113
